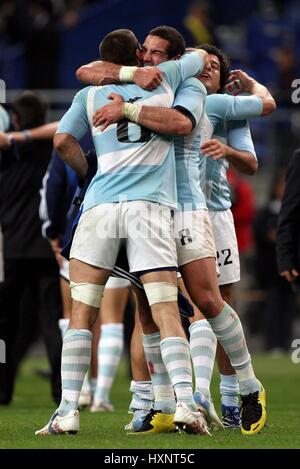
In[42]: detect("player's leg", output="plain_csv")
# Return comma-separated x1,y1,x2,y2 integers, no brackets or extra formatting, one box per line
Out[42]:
175,211,222,430
128,201,209,435
140,269,209,435
178,211,266,435
58,260,92,409
178,276,222,431
130,283,178,433
91,278,130,412
217,284,241,429
35,204,119,435
210,209,242,428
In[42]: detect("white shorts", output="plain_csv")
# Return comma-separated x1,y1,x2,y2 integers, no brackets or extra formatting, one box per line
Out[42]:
174,209,216,267
60,258,130,288
209,209,240,285
105,277,131,289
70,201,177,273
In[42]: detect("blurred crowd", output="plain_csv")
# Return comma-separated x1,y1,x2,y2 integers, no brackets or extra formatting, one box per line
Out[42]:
0,0,99,88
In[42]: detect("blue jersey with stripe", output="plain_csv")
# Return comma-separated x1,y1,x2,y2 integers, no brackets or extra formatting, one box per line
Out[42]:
57,52,204,212
173,78,207,211
199,94,261,211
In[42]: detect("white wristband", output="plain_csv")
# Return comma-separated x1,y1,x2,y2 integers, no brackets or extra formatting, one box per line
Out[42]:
123,103,141,123
119,66,138,82
22,129,32,140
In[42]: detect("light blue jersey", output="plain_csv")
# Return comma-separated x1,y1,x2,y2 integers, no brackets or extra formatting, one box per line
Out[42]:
173,78,207,211
57,52,204,212
0,105,9,132
199,94,261,211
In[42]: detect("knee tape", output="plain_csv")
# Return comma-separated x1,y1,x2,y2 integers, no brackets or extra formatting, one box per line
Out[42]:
143,282,178,306
70,282,105,308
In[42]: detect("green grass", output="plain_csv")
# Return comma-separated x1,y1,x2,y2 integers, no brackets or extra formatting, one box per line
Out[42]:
0,355,300,449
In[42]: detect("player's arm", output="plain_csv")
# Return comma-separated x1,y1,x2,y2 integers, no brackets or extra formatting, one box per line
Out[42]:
54,91,89,179
226,69,276,116
0,122,59,150
201,120,258,175
224,148,257,175
132,106,194,135
54,134,88,180
201,139,257,175
94,78,206,136
133,78,206,136
76,49,207,91
93,93,193,135
76,60,163,90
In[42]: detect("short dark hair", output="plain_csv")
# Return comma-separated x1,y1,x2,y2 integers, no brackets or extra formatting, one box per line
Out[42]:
99,29,139,66
148,25,185,59
11,91,46,129
197,43,230,92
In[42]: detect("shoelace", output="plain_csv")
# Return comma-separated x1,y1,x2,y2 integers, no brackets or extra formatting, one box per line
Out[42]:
197,409,211,435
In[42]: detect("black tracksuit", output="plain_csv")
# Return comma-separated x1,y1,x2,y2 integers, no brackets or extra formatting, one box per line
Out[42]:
276,149,300,293
0,140,62,404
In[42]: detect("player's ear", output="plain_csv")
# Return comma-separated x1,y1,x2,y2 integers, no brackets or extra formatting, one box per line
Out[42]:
136,48,143,65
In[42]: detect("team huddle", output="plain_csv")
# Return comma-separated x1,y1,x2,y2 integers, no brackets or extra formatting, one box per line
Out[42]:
35,25,276,437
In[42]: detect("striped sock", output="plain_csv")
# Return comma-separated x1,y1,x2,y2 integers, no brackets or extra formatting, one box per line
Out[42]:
189,319,217,400
58,320,91,394
160,337,196,410
220,374,239,407
208,303,259,396
58,329,92,416
128,380,154,413
94,323,124,403
142,332,176,413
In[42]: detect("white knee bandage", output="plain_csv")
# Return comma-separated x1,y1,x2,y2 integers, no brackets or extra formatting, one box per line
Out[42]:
70,282,105,308
143,282,178,306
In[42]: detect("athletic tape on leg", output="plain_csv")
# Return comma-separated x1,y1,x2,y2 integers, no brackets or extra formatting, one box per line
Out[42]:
70,282,105,308
143,282,177,306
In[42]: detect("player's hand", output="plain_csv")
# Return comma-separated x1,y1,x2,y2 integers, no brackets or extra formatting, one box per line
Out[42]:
93,93,125,131
0,132,12,149
280,269,299,283
50,238,63,268
200,139,229,160
133,67,163,90
226,69,255,95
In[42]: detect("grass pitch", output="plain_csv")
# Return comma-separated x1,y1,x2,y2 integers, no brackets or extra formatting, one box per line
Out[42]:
0,354,299,449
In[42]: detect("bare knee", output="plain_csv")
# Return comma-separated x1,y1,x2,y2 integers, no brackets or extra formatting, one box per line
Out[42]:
194,292,224,318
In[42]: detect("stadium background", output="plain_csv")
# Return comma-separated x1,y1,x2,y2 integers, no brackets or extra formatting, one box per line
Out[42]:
0,0,300,450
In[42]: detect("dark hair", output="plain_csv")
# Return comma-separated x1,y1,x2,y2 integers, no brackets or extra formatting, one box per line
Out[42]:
99,29,139,66
11,91,46,129
148,25,185,59
197,43,230,92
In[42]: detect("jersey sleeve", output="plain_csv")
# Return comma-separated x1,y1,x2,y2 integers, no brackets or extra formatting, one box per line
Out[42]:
158,51,204,92
206,94,263,123
56,88,90,140
0,105,9,132
173,78,207,128
227,120,257,159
